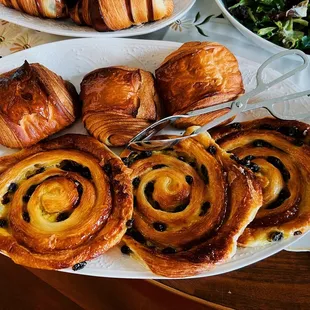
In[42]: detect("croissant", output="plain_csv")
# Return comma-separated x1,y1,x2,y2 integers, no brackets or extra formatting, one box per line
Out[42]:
0,134,133,269
0,0,68,18
211,118,310,247
69,0,174,31
155,41,244,128
120,128,262,277
81,66,162,147
0,61,79,148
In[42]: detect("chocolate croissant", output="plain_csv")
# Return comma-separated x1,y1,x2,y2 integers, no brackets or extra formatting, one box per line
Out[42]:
120,129,262,277
0,61,79,148
0,0,68,18
211,118,310,247
0,134,133,269
69,0,174,31
155,41,244,128
81,66,162,147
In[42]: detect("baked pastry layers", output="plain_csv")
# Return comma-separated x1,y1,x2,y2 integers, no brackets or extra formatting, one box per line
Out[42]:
70,0,174,31
0,0,68,18
155,41,244,128
81,66,162,147
0,134,133,269
211,118,310,247
120,130,262,277
0,61,79,148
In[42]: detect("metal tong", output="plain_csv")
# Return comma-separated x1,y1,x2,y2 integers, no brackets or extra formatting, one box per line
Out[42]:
128,49,310,151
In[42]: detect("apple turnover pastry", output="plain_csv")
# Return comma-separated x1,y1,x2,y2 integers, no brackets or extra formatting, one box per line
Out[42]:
81,66,162,147
155,41,244,128
211,118,310,247
0,61,79,148
0,134,133,269
120,130,262,277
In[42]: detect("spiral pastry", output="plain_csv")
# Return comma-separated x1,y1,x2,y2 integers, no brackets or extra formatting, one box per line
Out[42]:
120,130,262,277
211,118,310,247
0,134,133,270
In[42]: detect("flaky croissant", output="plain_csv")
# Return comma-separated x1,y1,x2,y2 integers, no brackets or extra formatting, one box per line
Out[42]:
70,0,174,31
0,0,68,18
155,41,244,128
0,61,79,148
81,66,162,147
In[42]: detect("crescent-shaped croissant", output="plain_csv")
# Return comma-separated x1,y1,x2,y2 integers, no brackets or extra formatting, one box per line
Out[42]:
69,0,174,31
155,41,245,128
0,61,79,148
81,66,162,147
0,0,68,18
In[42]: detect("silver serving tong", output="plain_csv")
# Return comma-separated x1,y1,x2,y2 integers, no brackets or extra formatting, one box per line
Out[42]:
128,49,310,151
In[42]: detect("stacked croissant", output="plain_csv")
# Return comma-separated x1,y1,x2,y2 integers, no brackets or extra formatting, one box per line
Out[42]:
0,0,174,32
0,41,310,278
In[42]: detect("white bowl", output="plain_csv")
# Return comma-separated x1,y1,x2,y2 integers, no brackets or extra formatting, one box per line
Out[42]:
215,0,286,53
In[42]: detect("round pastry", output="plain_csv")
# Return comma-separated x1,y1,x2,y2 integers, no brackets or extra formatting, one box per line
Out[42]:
155,41,244,128
0,0,68,18
120,130,262,277
70,0,174,31
211,118,310,247
0,61,79,148
0,134,133,270
81,66,162,147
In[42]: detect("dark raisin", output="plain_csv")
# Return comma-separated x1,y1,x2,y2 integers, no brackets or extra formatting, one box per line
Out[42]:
207,145,217,155
76,183,83,196
36,167,45,174
153,201,161,210
153,164,167,170
200,202,211,216
81,167,92,179
103,164,112,176
230,154,239,162
162,247,176,254
267,156,283,169
230,122,242,129
121,245,131,255
23,195,30,203
126,219,134,229
22,212,30,223
140,151,152,159
240,158,252,167
201,165,209,184
145,182,155,196
60,160,81,172
294,231,302,236
185,175,193,185
131,230,146,244
294,140,304,147
2,193,10,205
244,155,255,161
8,183,18,193
132,177,140,189
56,212,69,222
266,189,290,210
278,126,300,137
0,219,7,228
249,163,260,173
133,196,138,208
178,156,185,162
190,162,196,168
21,93,33,101
174,204,187,213
153,222,167,232
121,157,129,166
253,140,271,148
269,231,283,242
72,261,87,271
259,124,273,130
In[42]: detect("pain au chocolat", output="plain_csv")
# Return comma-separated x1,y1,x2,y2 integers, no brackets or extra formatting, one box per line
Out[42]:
0,61,79,148
81,66,162,147
0,0,68,18
211,118,310,247
155,41,244,128
120,129,262,277
0,134,132,269
70,0,174,31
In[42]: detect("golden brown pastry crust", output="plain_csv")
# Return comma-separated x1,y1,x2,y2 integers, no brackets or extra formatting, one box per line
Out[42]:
211,118,310,247
0,61,79,148
155,41,244,128
0,0,68,18
81,66,162,147
70,0,174,31
0,134,133,270
120,130,262,277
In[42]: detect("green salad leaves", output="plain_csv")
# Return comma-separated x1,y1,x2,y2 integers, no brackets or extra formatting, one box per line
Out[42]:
225,0,310,52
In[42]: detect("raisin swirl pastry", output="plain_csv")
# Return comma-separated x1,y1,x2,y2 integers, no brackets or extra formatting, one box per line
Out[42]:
120,130,262,277
0,134,132,270
0,0,68,18
211,118,310,247
81,66,162,147
0,61,79,148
